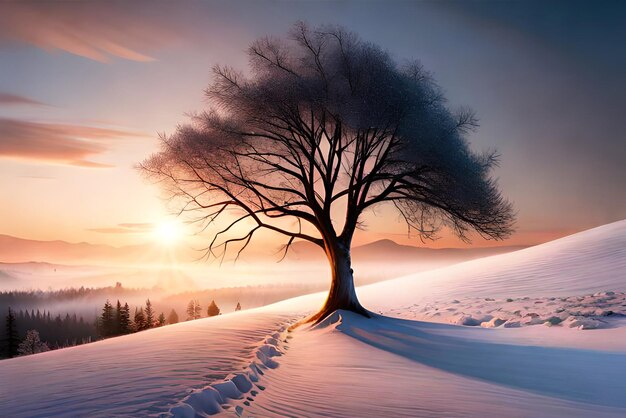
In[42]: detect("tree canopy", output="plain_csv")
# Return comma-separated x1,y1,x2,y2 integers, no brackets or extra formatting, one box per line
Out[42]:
142,22,513,261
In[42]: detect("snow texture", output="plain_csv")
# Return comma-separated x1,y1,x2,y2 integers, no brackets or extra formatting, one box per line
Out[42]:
0,220,625,417
0,312,297,417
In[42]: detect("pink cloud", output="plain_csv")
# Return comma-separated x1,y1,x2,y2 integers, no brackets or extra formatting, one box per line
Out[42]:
0,92,47,106
0,118,144,167
0,3,180,62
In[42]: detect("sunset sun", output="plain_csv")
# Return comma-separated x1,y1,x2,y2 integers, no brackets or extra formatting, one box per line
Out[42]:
154,220,181,245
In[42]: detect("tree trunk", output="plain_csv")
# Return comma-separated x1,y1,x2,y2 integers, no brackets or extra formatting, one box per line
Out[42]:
306,240,371,324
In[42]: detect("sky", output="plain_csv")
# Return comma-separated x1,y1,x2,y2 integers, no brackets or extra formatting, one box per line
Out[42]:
0,0,624,251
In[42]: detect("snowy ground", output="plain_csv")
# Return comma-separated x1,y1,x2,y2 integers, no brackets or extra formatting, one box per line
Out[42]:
0,312,299,417
0,220,625,417
242,311,626,418
386,291,626,330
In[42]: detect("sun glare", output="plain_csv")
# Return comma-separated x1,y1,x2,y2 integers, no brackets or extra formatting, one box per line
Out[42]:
154,220,181,245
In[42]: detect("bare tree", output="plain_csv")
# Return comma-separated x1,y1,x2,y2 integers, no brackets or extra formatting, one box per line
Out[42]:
140,22,514,323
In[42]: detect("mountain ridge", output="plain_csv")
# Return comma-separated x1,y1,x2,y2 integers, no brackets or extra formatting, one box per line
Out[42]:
0,233,528,265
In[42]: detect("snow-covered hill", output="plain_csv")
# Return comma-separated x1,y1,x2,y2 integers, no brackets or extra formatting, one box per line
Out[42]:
363,219,626,303
1,220,625,417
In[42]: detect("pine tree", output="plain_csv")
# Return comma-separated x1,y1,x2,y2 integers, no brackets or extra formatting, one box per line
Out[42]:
99,300,115,338
186,300,200,320
156,313,166,327
115,300,123,336
5,307,20,358
167,309,179,324
235,302,242,312
144,299,155,329
119,303,131,334
185,300,202,320
194,300,202,319
186,300,194,321
207,300,220,317
17,330,49,356
134,307,147,331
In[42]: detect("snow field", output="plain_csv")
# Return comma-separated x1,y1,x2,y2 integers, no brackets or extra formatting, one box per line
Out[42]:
169,327,292,417
1,220,626,416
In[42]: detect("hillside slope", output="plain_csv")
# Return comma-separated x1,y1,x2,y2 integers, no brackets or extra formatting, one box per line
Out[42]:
0,220,624,417
0,312,298,417
243,221,626,417
362,219,626,306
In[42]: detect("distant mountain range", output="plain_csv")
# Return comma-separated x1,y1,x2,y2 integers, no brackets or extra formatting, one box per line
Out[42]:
287,238,527,266
0,234,177,265
0,234,527,267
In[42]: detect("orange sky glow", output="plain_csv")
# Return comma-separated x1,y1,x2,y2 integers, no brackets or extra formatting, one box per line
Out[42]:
0,1,624,256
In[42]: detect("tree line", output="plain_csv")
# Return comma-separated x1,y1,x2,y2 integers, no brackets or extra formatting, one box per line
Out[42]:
1,307,97,359
185,299,232,320
0,283,145,310
2,283,288,326
98,299,165,337
1,297,243,359
98,298,240,338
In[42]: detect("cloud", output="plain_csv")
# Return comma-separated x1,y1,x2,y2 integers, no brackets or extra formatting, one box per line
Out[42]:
69,160,115,169
0,3,181,62
87,223,155,234
0,92,47,106
86,228,135,234
118,223,154,230
0,118,144,167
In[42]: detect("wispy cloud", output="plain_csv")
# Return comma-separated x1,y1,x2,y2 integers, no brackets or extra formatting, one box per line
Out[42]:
0,92,47,106
87,223,155,234
0,118,144,167
118,223,154,230
0,3,180,62
17,175,55,180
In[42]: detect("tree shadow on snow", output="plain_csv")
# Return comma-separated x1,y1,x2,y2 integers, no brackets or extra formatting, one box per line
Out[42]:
328,310,626,408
